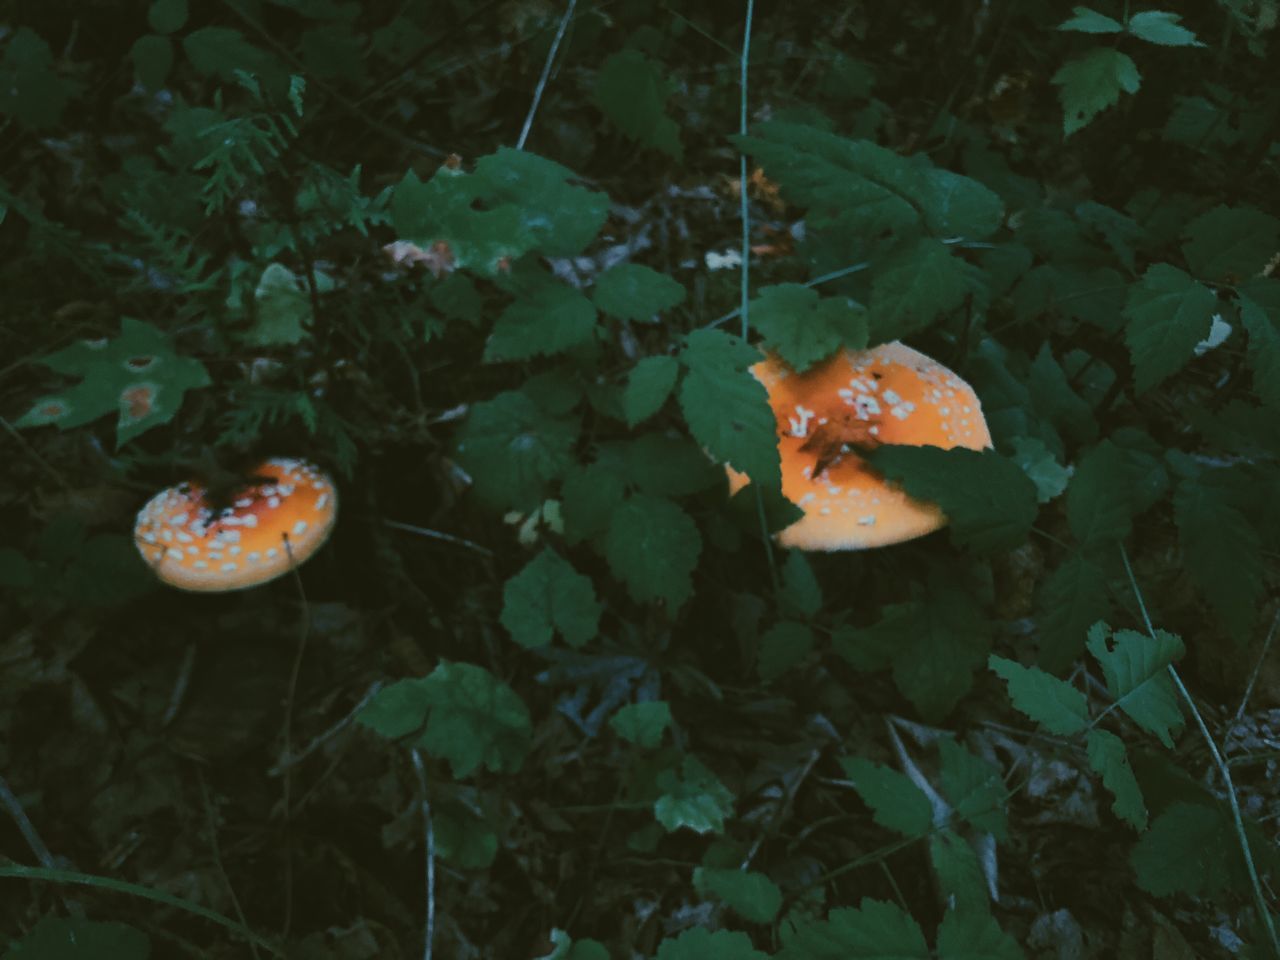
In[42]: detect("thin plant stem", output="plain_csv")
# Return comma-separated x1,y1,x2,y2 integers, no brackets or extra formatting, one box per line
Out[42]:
515,0,578,151
0,865,283,956
738,0,755,341
1120,545,1279,955
410,750,436,960
383,518,494,556
707,260,870,330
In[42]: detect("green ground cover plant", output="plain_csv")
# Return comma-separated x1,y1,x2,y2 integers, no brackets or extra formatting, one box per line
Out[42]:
2,0,1279,956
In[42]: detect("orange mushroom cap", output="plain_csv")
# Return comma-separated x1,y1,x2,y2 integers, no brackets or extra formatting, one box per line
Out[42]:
134,457,338,591
728,342,991,550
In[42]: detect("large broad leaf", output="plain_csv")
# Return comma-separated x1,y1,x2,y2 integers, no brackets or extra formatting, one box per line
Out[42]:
500,548,601,649
733,121,1004,239
622,355,681,426
868,238,982,343
1036,550,1112,671
1122,263,1217,392
603,493,701,609
592,264,686,322
749,283,867,372
1181,205,1280,283
1053,48,1141,137
485,281,598,361
594,49,683,161
453,388,579,512
1065,440,1135,547
1239,281,1280,409
15,317,210,447
357,661,532,778
1131,801,1247,897
678,329,781,489
1085,623,1184,747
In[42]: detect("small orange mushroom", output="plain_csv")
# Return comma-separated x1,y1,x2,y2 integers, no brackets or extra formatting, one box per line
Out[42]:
134,457,337,591
729,342,992,550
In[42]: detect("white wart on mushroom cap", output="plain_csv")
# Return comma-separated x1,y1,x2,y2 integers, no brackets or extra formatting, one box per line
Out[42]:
134,457,338,591
728,342,992,550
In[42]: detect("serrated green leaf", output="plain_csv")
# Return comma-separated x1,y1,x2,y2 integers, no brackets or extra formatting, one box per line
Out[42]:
1058,6,1123,32
610,701,672,748
938,738,1008,839
485,282,598,361
500,548,601,649
1126,10,1205,46
562,462,627,544
130,35,173,90
654,928,767,960
868,447,1039,554
603,494,701,608
594,49,683,161
936,906,1025,960
781,551,823,618
654,755,734,834
694,867,782,923
15,317,211,447
750,284,868,371
148,0,188,34
989,656,1090,735
1066,440,1134,546
1086,623,1184,747
1052,48,1141,137
2,915,151,959
622,356,681,426
593,264,686,322
778,899,929,959
1123,263,1217,392
617,433,721,496
757,620,814,681
357,661,532,778
1181,205,1280,283
454,388,579,512
1029,343,1098,445
868,238,979,342
929,831,989,911
678,329,781,489
1086,728,1147,830
1131,801,1239,897
1036,550,1112,671
1239,286,1280,409
1173,471,1262,640
1010,436,1072,503
840,757,934,837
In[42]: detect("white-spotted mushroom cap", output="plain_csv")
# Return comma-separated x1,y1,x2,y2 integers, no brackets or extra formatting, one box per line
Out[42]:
133,458,338,591
728,342,992,550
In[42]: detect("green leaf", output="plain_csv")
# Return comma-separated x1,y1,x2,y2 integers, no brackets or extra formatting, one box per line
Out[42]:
868,238,979,343
619,433,721,496
130,35,174,91
0,28,81,129
757,620,814,681
938,738,1008,839
453,389,579,512
622,356,681,426
1131,801,1242,897
1036,550,1112,671
936,906,1025,960
500,548,601,649
781,551,823,618
15,317,211,447
1066,440,1135,547
538,930,612,960
654,755,735,834
1086,728,1148,830
603,494,702,609
1239,286,1280,409
593,264,686,322
734,122,1004,239
1173,471,1262,640
749,284,868,372
1058,6,1123,32
694,867,783,923
357,661,532,778
654,928,767,960
868,447,1039,554
610,701,672,748
485,282,598,361
2,916,150,959
148,0,189,34
989,656,1090,735
435,802,498,868
1126,10,1205,46
1052,48,1141,137
839,757,934,836
594,49,683,161
678,329,781,489
182,27,285,93
562,462,627,544
1010,436,1072,503
1086,623,1184,747
929,831,989,911
1181,205,1280,283
779,899,929,959
245,262,328,346
1122,263,1217,392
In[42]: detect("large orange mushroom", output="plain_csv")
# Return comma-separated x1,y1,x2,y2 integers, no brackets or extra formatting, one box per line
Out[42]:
729,342,991,550
134,457,338,591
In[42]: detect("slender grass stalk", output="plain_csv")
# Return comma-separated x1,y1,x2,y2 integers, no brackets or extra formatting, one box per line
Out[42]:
738,0,755,342
1120,545,1279,955
515,0,578,151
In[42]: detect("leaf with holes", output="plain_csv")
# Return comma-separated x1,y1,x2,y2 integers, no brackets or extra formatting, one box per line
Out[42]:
1053,48,1140,136
1086,623,1184,747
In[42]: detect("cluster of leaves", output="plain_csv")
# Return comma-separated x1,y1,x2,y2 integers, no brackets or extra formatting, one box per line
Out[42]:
3,0,1280,957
